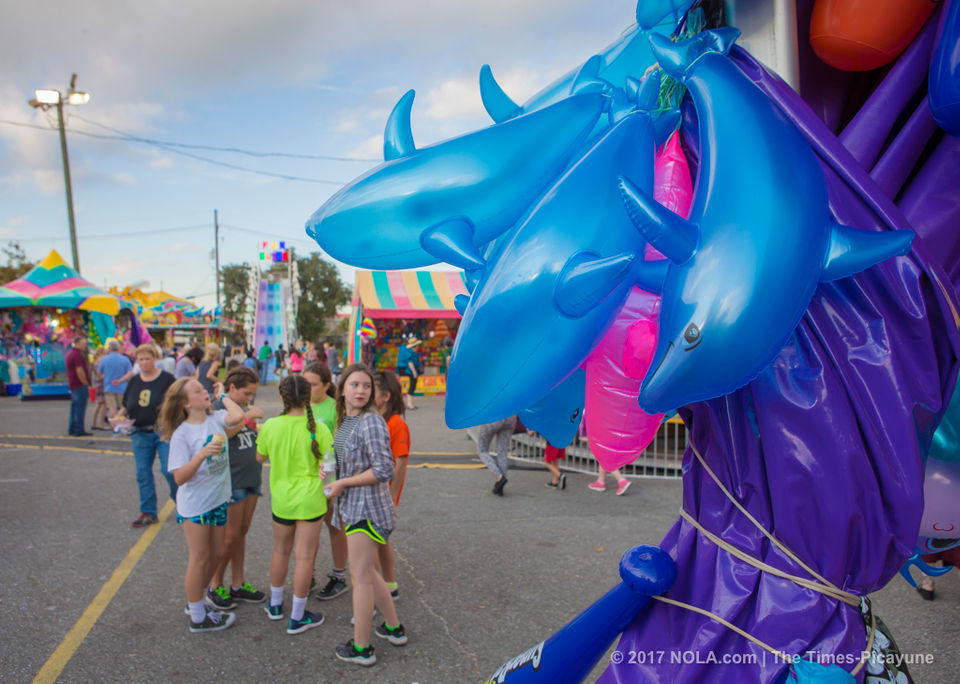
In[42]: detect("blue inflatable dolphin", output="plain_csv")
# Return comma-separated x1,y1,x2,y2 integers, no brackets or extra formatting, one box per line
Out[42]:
305,91,604,270
618,29,914,414
445,111,655,428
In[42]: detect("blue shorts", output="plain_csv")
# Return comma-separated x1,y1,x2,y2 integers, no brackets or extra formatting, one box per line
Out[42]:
177,502,228,526
229,486,262,504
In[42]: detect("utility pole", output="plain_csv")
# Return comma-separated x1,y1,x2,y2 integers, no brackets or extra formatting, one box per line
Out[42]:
214,209,220,311
56,98,80,273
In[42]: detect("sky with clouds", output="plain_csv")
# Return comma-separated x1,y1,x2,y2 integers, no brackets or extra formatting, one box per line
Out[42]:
0,0,639,308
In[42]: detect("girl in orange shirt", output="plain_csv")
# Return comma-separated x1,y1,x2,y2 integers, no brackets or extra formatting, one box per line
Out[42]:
374,371,409,599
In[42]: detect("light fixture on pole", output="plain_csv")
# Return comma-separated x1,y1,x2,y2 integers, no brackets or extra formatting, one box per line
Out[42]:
29,73,90,273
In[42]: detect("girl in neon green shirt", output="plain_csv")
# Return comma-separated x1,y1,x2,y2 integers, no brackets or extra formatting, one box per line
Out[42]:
256,375,333,635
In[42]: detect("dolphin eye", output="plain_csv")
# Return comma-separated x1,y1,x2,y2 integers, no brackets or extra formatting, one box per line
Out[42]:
683,324,700,344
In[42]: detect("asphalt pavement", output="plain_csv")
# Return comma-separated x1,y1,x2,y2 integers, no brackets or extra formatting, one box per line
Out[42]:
0,392,955,683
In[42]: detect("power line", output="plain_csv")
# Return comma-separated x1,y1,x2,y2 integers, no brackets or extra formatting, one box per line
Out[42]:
10,224,211,243
0,117,378,162
71,115,380,162
0,118,373,185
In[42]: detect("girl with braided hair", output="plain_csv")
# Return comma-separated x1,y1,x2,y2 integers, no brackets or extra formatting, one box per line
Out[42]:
255,374,333,635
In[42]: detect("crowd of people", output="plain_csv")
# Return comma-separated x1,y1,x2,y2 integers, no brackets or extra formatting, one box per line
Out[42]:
64,335,409,666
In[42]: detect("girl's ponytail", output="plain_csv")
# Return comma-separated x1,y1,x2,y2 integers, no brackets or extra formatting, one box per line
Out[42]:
278,374,321,461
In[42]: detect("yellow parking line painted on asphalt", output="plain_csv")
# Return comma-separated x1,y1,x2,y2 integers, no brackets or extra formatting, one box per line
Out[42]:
409,463,485,469
410,451,475,456
0,443,131,456
0,433,123,441
32,499,175,684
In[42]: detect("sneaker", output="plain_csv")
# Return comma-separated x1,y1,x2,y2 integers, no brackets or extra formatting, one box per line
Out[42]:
130,513,158,528
374,622,408,646
264,603,284,621
206,586,237,610
560,474,567,490
287,609,324,635
391,588,399,601
587,480,606,492
616,479,631,496
493,477,508,496
189,609,236,633
315,575,349,600
335,639,376,666
545,481,559,489
230,582,266,603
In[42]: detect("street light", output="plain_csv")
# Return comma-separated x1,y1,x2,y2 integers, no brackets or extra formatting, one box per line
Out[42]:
28,73,90,273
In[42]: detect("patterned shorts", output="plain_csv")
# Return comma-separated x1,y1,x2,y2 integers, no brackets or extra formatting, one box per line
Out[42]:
177,501,228,526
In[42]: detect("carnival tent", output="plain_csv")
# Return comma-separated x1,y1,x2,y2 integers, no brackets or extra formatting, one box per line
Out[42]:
0,250,119,315
347,270,468,382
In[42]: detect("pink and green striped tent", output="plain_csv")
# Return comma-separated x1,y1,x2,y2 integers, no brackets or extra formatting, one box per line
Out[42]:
347,270,468,364
0,250,119,315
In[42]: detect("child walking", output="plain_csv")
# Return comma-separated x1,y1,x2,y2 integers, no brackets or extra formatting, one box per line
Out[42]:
374,370,409,601
325,363,407,666
302,361,349,601
206,366,267,609
161,377,244,633
256,374,333,634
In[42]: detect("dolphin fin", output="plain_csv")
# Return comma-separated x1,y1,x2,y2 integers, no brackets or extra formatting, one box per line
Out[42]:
555,251,634,318
479,65,522,123
618,176,698,264
634,259,668,294
384,90,416,161
637,70,661,111
625,76,642,104
571,55,607,95
420,218,486,270
649,28,741,81
820,223,914,282
454,294,470,315
463,267,482,293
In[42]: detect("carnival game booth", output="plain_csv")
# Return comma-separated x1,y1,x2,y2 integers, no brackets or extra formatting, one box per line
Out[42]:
0,250,119,398
347,270,468,395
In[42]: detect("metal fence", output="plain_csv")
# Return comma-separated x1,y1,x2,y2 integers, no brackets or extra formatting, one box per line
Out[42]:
460,417,686,480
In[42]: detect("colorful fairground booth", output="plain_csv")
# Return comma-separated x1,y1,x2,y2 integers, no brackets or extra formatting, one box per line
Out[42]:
347,270,468,395
110,287,239,349
0,250,121,398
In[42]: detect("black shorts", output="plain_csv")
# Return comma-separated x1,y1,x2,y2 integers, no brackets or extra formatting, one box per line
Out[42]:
272,513,324,526
397,369,418,395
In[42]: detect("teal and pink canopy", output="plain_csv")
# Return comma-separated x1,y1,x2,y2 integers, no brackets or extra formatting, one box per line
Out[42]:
0,250,119,315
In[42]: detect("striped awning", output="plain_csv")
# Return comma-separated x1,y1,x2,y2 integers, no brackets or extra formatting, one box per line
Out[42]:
355,270,468,319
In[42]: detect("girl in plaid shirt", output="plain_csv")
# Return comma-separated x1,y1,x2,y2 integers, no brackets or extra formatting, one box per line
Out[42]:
325,363,407,666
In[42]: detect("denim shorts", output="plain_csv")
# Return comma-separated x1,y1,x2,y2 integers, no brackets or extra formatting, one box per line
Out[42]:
177,501,228,526
229,486,262,504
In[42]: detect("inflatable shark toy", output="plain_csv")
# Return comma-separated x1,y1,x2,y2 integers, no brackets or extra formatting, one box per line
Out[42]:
305,91,604,270
444,111,655,428
618,28,914,413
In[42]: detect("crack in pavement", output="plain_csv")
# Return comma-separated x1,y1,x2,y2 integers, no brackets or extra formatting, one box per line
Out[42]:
394,540,482,677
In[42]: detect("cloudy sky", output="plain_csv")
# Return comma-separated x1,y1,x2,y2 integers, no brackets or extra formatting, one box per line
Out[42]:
0,0,639,308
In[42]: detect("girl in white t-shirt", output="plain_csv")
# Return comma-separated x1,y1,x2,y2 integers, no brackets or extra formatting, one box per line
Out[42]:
160,377,244,633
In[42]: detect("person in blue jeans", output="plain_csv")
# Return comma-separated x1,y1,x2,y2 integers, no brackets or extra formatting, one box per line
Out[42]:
65,336,92,436
116,344,178,528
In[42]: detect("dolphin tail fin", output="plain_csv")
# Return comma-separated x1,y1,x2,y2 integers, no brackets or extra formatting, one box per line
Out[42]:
555,251,634,318
571,55,608,95
384,90,416,161
618,176,698,264
420,218,486,270
820,223,914,282
648,28,741,81
479,65,522,123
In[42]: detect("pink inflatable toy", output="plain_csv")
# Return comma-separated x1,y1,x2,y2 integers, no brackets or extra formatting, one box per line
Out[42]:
583,130,691,471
